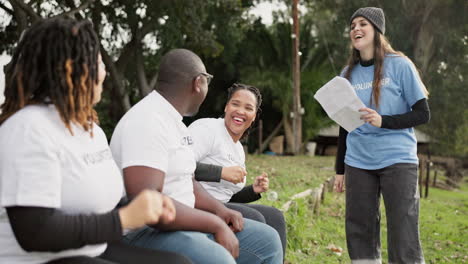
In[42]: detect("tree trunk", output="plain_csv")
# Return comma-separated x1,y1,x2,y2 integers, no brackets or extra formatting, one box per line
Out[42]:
283,115,295,153
135,44,152,97
101,47,131,115
9,0,40,23
259,119,283,153
9,1,30,33
412,2,437,78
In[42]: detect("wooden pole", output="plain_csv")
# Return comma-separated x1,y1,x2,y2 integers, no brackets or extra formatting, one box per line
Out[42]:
418,162,423,198
425,161,430,198
432,170,438,187
258,119,263,154
292,0,302,154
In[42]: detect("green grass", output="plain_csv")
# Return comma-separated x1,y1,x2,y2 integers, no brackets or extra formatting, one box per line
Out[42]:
420,184,468,263
245,155,468,264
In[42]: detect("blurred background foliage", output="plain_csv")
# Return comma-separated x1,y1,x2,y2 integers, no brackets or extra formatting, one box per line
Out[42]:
0,0,466,158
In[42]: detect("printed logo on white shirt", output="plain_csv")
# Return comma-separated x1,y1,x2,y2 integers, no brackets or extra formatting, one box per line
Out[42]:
181,136,194,146
83,148,113,165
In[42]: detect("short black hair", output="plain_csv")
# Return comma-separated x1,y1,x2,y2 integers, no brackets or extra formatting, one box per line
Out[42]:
156,49,205,91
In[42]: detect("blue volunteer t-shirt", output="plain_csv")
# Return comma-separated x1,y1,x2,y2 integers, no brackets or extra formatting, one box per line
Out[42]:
344,55,427,170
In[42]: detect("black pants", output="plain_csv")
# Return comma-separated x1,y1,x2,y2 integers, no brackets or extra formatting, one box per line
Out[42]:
46,241,193,264
226,203,287,257
345,163,425,264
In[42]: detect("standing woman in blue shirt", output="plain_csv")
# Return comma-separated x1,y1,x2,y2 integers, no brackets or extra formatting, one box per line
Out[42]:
333,7,429,264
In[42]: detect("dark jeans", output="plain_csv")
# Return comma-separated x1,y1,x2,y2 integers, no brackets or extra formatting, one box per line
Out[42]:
225,203,287,257
345,163,425,264
45,241,192,264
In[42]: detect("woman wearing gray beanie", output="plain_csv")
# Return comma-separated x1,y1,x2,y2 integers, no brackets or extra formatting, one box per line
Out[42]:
333,7,429,264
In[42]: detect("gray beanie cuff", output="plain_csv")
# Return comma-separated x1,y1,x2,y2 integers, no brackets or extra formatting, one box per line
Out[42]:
350,7,385,34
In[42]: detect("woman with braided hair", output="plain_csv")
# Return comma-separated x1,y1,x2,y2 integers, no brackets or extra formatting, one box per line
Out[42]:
0,17,191,264
190,83,287,257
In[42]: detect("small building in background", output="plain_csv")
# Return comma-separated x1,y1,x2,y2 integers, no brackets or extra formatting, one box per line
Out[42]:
313,125,431,156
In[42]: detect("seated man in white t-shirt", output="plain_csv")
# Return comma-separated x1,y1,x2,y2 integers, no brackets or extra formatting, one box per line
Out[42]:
110,49,283,264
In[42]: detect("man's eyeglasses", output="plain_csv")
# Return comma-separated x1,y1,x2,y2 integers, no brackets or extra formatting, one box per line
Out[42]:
199,72,213,85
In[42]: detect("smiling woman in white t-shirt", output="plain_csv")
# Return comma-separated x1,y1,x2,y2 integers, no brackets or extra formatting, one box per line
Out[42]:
0,17,191,264
189,83,287,256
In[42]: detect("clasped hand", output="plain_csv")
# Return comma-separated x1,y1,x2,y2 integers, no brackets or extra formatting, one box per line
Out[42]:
221,166,247,184
119,190,176,230
216,207,244,232
253,172,269,194
359,107,382,128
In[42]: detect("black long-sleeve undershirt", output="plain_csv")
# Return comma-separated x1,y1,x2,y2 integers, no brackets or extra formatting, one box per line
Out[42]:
335,126,348,175
381,98,430,129
229,185,261,203
195,162,261,203
6,206,122,252
194,162,223,182
335,98,430,175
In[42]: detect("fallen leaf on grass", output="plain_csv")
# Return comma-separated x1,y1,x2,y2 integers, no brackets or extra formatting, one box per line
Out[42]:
327,244,343,256
327,210,342,217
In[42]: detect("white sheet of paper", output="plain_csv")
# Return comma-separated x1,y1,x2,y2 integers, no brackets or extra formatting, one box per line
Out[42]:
314,76,366,132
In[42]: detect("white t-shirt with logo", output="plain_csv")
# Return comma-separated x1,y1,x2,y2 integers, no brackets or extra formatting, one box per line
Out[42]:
189,118,246,203
110,91,196,208
0,104,124,264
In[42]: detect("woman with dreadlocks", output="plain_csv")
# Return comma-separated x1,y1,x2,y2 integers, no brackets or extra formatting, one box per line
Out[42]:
189,83,287,257
0,18,191,264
